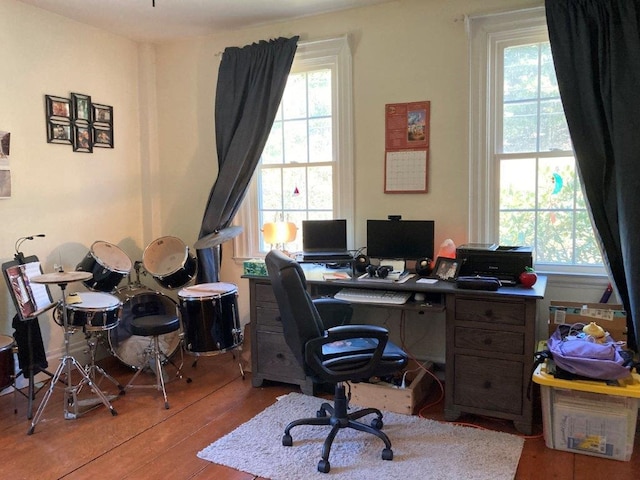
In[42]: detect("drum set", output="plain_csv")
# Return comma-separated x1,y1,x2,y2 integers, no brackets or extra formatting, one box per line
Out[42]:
23,235,243,434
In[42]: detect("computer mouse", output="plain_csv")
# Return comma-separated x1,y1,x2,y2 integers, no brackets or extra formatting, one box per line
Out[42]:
414,292,425,302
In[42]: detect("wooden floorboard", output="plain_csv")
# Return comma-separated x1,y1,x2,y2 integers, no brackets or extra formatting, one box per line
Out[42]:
1,351,639,479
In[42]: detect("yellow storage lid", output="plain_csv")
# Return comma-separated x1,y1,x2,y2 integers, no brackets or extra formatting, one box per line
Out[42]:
533,363,640,398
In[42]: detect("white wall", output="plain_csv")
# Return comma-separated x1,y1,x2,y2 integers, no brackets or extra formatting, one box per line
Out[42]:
1,0,613,368
0,0,146,362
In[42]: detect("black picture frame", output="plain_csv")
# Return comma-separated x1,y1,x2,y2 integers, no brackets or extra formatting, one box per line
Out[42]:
47,119,72,145
45,95,71,120
72,123,93,153
71,92,92,122
93,124,114,148
433,257,461,281
92,103,113,125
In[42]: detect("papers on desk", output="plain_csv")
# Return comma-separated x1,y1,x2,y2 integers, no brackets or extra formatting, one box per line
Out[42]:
322,272,352,281
357,272,415,284
416,278,439,284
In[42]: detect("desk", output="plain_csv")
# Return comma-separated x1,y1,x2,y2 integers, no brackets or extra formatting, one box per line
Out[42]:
244,266,546,435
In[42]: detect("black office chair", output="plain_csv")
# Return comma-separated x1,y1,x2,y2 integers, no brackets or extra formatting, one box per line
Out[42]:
265,250,408,473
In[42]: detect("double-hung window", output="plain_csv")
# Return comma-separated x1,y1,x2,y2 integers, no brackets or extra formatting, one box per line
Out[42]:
234,36,354,258
468,7,603,274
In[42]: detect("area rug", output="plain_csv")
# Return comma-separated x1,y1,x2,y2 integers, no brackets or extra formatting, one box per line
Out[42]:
198,393,524,479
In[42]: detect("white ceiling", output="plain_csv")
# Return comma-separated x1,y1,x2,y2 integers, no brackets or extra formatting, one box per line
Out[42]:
17,0,395,43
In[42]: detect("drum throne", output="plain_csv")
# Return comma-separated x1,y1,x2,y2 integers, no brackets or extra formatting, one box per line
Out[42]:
124,312,185,409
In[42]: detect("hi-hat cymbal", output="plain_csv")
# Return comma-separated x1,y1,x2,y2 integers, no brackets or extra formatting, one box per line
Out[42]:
194,226,243,250
31,271,93,285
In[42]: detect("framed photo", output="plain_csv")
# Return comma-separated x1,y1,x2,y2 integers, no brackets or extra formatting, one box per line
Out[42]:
45,95,71,119
92,103,113,125
93,124,113,148
433,257,461,281
72,123,93,153
71,92,92,122
47,119,72,145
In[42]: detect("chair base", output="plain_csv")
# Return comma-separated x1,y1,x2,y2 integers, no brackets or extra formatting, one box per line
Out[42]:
282,382,394,474
125,335,185,409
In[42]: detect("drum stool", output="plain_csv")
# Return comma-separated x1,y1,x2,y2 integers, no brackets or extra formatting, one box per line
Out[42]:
125,314,182,409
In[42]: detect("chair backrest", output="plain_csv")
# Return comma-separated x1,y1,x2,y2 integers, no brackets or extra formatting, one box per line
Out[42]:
265,250,325,369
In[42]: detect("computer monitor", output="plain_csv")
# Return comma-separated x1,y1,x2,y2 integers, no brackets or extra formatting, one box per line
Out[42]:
366,219,434,260
302,219,348,253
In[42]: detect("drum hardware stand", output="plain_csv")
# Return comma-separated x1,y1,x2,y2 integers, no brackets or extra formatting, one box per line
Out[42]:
28,279,118,435
82,330,125,395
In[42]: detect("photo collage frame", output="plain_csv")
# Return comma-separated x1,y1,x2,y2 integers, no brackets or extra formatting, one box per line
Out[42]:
45,93,114,152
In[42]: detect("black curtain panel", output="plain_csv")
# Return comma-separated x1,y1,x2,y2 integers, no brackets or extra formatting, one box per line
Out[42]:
546,0,640,350
196,36,298,283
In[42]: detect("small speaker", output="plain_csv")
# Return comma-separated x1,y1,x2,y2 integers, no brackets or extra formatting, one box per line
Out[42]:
353,254,370,273
415,257,433,277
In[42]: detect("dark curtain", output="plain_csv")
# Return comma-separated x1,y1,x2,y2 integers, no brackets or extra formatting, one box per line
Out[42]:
196,36,299,282
546,0,640,351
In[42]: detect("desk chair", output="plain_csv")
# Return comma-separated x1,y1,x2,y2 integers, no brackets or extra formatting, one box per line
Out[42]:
265,250,408,473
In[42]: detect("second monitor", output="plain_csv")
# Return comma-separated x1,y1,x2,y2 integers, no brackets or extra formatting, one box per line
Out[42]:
367,219,434,260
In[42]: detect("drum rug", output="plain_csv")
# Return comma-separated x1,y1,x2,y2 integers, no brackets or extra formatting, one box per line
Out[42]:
197,392,524,480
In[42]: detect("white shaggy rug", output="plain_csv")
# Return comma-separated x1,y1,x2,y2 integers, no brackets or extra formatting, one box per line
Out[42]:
198,393,524,479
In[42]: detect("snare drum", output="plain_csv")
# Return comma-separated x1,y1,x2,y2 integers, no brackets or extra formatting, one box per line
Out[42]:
0,335,16,391
143,236,197,290
76,241,132,292
178,282,242,355
109,285,181,368
64,292,122,331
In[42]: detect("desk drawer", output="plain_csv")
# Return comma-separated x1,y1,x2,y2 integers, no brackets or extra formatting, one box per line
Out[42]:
255,283,277,306
256,331,305,379
453,354,523,415
454,298,525,326
454,327,524,355
256,306,282,332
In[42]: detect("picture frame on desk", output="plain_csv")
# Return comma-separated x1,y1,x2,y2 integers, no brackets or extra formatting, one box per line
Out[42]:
433,257,460,281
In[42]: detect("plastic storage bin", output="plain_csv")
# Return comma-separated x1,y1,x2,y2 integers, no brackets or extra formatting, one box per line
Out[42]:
533,363,640,461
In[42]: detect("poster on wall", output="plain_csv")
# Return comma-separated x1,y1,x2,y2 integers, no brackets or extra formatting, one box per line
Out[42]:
384,102,430,193
0,130,11,198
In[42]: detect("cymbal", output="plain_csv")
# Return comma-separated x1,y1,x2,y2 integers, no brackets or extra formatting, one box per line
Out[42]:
31,271,93,285
194,226,243,250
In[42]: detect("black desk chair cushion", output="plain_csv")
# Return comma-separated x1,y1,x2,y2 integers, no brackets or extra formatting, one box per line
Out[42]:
265,250,409,473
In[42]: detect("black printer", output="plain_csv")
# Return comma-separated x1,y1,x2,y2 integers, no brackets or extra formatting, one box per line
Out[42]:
456,244,533,285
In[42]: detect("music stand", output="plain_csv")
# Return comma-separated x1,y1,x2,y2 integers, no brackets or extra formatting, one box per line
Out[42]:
2,255,58,419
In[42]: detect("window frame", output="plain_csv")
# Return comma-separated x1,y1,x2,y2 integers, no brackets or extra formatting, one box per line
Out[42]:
233,36,354,259
467,7,605,277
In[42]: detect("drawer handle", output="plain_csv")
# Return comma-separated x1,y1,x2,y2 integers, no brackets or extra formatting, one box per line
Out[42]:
484,309,493,317
483,380,491,389
483,338,492,345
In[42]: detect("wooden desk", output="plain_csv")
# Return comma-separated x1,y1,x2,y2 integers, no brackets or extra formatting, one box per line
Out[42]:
244,268,546,435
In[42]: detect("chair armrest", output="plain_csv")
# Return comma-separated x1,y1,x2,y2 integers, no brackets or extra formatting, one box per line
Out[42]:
304,324,389,383
313,297,352,328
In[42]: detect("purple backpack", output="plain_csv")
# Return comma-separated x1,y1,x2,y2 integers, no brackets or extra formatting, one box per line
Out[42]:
546,323,633,381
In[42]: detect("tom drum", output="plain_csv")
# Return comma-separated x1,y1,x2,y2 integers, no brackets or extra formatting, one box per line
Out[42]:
109,286,181,368
76,241,132,292
63,292,122,331
178,282,241,356
143,236,197,290
0,334,16,391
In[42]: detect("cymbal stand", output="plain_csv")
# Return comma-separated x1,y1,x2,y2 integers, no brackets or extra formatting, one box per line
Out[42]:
82,330,124,394
28,281,118,435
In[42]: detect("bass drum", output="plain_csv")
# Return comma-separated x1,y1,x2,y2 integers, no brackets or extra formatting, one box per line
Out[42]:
109,285,181,369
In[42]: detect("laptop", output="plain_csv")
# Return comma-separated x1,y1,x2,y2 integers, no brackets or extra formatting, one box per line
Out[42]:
302,219,352,261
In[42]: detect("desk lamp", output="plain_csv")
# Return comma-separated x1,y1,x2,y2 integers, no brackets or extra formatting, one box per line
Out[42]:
262,221,297,253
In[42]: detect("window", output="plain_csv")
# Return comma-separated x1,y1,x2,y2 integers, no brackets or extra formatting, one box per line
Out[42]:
468,8,603,274
234,36,354,258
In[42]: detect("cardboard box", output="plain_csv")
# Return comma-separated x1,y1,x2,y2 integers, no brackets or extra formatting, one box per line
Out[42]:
533,362,640,461
548,301,627,343
350,360,434,415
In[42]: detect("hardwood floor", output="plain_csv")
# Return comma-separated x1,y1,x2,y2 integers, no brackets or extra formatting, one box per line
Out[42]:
1,351,638,479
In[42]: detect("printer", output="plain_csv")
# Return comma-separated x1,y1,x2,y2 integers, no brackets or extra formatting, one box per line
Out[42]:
456,244,533,285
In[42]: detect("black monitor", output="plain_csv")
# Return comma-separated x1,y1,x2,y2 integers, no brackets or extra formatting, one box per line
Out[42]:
366,219,434,260
302,219,347,253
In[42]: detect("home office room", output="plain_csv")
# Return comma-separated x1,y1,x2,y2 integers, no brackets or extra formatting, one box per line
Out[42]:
1,0,639,478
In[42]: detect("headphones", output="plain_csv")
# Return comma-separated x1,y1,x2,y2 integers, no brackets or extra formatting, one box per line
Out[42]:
366,264,393,279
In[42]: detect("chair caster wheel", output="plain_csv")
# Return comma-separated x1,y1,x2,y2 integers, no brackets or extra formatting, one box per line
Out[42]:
282,434,293,446
382,448,393,461
164,401,170,409
318,459,330,473
371,417,383,430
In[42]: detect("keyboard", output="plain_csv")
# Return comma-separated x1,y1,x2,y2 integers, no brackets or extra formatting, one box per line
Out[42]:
334,288,411,305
